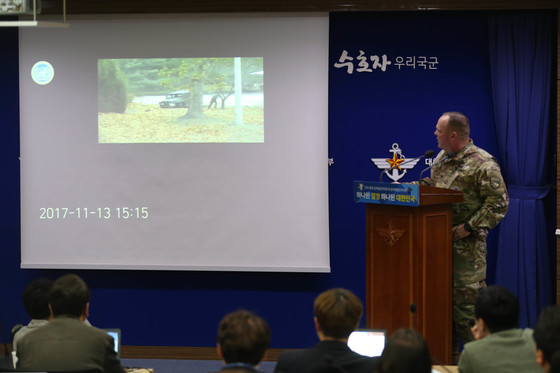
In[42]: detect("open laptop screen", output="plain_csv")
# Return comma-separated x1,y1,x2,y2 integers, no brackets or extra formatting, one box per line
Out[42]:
103,328,122,358
347,329,386,357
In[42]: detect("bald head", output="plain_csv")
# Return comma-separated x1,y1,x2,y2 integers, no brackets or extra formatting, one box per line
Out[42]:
434,112,470,154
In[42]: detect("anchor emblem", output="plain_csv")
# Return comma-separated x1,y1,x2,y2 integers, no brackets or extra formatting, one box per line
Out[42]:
371,143,421,182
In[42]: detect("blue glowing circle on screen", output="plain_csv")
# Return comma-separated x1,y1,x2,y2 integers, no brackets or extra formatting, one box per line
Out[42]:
31,61,54,85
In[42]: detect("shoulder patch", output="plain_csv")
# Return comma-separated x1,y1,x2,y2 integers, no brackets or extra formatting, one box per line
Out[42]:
490,176,502,189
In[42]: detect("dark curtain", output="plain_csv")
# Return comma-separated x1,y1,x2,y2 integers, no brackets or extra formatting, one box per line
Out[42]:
488,12,556,327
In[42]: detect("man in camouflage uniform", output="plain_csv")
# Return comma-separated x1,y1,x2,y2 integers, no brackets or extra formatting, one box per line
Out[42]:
420,112,509,363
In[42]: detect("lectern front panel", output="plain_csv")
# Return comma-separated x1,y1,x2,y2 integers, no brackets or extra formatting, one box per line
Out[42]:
365,201,453,364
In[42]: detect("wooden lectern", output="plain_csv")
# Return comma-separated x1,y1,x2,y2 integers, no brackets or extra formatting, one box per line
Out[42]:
355,182,462,365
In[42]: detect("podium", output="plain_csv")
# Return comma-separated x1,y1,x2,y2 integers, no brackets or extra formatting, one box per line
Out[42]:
354,181,463,365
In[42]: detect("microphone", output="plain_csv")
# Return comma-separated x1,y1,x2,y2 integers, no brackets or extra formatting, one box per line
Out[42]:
418,153,450,181
399,150,434,168
378,150,434,182
410,303,417,330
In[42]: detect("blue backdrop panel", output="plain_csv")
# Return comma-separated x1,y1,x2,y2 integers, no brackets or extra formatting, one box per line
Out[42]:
328,11,502,303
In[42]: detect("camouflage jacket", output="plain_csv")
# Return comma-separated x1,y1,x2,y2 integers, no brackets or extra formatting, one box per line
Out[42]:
422,140,509,233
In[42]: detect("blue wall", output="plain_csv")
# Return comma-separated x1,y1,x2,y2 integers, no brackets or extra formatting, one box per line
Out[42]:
328,10,503,298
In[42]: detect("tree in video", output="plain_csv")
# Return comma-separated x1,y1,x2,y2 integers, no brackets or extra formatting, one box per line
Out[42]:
98,57,264,143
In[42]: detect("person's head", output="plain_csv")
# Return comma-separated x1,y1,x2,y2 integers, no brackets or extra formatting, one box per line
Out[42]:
377,328,432,373
533,305,560,373
217,310,271,366
48,274,91,319
22,278,53,320
474,285,519,335
434,111,470,154
313,288,362,340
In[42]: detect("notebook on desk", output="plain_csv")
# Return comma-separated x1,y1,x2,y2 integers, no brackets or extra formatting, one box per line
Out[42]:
347,328,386,357
103,328,122,358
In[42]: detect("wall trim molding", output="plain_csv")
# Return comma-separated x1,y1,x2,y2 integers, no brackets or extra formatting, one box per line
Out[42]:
122,346,287,361
1,345,287,362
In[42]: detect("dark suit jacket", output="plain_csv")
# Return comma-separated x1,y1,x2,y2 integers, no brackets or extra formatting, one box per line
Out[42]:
16,315,124,373
274,340,379,373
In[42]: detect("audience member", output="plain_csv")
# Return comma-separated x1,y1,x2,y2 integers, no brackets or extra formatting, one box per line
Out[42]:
215,309,271,373
11,278,53,352
457,285,541,373
274,287,378,373
375,328,431,373
533,305,560,373
16,273,124,373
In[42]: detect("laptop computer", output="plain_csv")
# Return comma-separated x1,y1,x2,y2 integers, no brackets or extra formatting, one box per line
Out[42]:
103,328,122,358
347,328,386,357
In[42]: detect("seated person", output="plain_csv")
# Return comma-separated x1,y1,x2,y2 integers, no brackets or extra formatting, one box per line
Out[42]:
13,277,93,350
533,305,560,373
214,309,271,373
16,273,124,373
274,288,379,373
375,328,431,373
458,285,541,373
12,278,53,352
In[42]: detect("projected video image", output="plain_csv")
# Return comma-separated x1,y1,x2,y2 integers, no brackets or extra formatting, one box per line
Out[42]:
98,57,264,143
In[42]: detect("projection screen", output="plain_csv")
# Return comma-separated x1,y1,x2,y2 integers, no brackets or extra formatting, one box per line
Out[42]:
19,14,330,271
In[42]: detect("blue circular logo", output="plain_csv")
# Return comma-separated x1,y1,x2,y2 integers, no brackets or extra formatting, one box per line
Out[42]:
31,61,54,85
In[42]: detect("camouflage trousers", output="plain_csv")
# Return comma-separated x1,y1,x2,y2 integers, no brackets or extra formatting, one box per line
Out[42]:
453,232,487,287
452,281,486,345
451,233,487,363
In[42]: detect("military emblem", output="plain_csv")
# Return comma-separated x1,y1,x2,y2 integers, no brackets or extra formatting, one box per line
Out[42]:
31,61,55,85
375,220,405,246
371,143,421,182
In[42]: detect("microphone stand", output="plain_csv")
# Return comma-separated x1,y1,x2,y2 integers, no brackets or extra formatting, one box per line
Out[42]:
408,304,453,372
419,154,450,181
410,303,417,330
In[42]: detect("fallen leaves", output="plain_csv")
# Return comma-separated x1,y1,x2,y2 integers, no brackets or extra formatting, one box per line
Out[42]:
99,103,264,143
